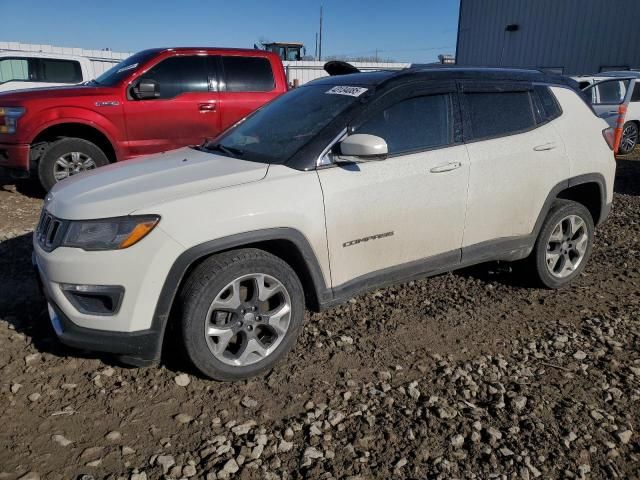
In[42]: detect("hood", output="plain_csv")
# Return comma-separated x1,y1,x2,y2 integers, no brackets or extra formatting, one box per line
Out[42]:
46,147,269,220
0,84,115,102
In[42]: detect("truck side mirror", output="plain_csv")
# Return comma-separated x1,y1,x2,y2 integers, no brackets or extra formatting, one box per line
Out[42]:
132,79,159,100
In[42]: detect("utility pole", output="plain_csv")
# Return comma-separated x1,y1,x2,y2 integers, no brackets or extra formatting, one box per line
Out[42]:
315,33,318,60
318,5,323,61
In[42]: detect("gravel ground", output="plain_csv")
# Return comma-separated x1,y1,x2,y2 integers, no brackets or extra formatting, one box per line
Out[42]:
0,158,639,480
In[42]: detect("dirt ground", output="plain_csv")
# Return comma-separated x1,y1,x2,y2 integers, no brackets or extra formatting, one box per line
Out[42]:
0,157,639,480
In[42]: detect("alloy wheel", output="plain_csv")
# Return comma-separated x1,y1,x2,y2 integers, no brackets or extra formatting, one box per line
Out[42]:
545,214,589,278
620,124,638,154
53,151,97,181
204,273,292,366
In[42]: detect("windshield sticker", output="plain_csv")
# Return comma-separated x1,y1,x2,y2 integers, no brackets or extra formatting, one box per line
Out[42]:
326,86,368,97
116,63,138,73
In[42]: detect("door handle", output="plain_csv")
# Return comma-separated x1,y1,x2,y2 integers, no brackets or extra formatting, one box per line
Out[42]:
430,162,462,173
533,142,557,151
199,103,217,113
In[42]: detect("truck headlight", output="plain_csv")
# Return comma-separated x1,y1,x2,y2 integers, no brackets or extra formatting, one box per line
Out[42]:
62,215,160,251
0,107,26,134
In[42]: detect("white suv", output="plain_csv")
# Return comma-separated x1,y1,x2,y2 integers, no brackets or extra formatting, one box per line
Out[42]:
33,68,616,380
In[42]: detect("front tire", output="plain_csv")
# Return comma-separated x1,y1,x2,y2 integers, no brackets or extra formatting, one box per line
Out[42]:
619,121,639,155
529,199,594,289
38,137,109,191
179,249,305,381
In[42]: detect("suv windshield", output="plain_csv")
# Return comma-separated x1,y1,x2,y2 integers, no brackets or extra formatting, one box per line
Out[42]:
93,49,162,87
205,84,365,164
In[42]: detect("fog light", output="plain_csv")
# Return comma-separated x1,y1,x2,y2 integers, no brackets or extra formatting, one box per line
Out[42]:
60,284,124,316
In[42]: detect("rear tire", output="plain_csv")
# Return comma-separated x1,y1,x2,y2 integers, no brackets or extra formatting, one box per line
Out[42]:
38,137,109,191
618,121,639,155
529,199,594,289
179,248,305,381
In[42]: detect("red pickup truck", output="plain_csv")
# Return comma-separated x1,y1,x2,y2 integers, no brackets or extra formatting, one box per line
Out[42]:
0,47,287,190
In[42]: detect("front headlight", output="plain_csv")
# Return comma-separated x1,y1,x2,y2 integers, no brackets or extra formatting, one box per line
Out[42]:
62,215,160,251
0,107,26,134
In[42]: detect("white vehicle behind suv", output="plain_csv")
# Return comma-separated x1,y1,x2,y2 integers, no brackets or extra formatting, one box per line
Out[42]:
33,68,616,380
574,71,640,154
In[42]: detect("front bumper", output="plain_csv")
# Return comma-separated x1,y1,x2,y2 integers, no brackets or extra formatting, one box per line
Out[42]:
32,224,185,366
45,295,162,366
0,142,30,172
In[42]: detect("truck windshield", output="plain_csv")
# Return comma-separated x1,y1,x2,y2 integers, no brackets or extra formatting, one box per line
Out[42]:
93,49,161,87
205,84,365,164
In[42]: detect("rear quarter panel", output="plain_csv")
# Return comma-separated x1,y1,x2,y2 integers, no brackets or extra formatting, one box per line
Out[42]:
550,86,616,204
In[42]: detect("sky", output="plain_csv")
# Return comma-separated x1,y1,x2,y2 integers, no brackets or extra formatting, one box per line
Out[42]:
2,0,460,63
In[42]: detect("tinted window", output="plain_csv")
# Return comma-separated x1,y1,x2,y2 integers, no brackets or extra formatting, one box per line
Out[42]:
223,56,274,92
632,83,640,102
94,49,162,87
40,59,82,83
465,91,535,139
533,86,561,123
355,95,451,155
140,56,208,99
209,85,360,163
0,58,31,83
591,79,629,104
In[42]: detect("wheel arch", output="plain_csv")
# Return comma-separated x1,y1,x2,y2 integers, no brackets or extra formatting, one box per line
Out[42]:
150,228,331,358
534,174,609,236
30,122,118,166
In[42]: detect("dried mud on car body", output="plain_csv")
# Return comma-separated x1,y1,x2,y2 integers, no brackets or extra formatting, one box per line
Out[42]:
0,162,639,479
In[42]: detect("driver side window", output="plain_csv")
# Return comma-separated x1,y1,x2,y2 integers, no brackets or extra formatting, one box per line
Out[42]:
138,56,209,99
355,94,452,156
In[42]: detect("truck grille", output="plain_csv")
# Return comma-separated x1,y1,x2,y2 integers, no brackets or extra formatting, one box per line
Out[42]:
36,211,66,251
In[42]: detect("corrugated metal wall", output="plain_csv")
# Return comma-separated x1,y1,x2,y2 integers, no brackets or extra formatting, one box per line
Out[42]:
456,0,640,75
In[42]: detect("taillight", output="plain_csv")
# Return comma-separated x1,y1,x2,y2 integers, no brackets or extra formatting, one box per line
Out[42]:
0,107,26,134
602,127,615,150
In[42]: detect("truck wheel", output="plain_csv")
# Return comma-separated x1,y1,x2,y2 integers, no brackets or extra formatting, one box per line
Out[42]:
619,121,639,155
179,248,305,381
38,138,109,191
529,199,594,289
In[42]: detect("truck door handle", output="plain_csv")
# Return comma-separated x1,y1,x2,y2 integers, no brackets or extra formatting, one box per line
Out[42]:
533,142,557,151
199,103,216,112
430,162,462,173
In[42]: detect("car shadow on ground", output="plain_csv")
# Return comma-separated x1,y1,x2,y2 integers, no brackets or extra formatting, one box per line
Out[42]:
0,232,200,374
0,174,45,199
0,233,143,369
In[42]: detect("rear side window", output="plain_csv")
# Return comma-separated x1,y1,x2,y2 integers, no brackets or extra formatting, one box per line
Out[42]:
140,56,208,99
533,86,561,123
632,83,640,102
464,91,535,140
355,94,452,155
40,59,82,83
222,56,274,92
0,58,31,83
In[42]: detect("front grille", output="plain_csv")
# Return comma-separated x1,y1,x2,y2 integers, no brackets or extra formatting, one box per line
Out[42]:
36,211,66,251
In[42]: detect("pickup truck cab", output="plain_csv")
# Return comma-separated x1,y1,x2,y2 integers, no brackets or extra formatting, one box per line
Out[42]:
0,47,287,190
0,51,109,93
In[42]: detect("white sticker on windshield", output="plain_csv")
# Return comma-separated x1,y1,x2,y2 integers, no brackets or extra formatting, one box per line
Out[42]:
326,86,368,97
117,63,138,73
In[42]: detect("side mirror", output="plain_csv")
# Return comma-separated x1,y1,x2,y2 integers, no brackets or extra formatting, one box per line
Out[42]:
132,79,159,100
339,134,388,160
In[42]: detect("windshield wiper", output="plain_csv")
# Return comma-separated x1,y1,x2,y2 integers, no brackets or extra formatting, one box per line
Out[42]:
205,143,244,158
